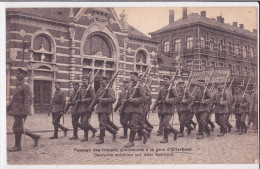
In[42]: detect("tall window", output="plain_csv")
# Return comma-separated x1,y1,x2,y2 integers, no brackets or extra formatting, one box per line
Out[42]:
33,34,53,62
174,39,181,52
234,44,239,55
227,42,231,54
236,65,240,75
84,35,112,58
219,40,223,52
186,36,193,49
228,64,232,73
201,60,206,70
210,38,214,51
163,41,170,53
200,36,206,48
250,48,254,58
243,46,247,58
210,61,215,69
218,62,224,69
243,67,247,75
186,61,192,70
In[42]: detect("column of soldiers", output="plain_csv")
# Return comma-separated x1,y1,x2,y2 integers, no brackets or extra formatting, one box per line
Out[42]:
7,67,258,152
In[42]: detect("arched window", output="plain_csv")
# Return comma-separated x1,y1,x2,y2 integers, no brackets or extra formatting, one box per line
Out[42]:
32,34,54,62
135,49,149,73
84,35,112,58
136,50,147,64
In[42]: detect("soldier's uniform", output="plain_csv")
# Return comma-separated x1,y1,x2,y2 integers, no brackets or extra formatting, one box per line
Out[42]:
156,80,165,136
212,84,231,136
151,77,178,143
66,83,80,140
7,68,40,152
123,71,149,148
187,85,198,130
49,82,69,139
91,76,117,144
225,89,233,132
114,80,129,139
76,83,97,141
232,85,251,134
175,81,193,137
249,89,258,133
190,79,212,139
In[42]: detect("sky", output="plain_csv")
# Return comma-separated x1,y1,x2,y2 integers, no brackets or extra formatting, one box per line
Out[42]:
114,7,258,36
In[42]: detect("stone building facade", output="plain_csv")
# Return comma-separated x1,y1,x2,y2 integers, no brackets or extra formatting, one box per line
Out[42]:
149,8,258,88
6,8,159,114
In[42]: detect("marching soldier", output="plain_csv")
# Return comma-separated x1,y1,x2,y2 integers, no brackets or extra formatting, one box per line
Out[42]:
135,75,153,141
123,72,149,148
189,79,212,139
175,81,193,137
188,85,197,130
156,80,164,136
65,82,80,140
225,86,233,133
212,83,231,136
114,79,129,139
76,75,97,141
48,82,69,139
232,85,250,135
246,90,253,128
249,87,258,133
90,75,117,144
151,75,178,143
7,68,40,152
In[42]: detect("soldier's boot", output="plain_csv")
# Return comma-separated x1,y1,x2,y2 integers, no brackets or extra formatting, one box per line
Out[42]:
218,126,224,137
160,129,169,143
124,131,136,148
88,124,97,138
135,132,142,140
197,124,204,139
239,122,244,135
96,129,105,144
226,122,232,133
236,120,240,132
81,130,89,142
243,122,248,133
24,130,40,147
120,125,128,139
8,133,22,152
58,124,69,137
205,125,211,137
157,123,163,136
69,127,78,140
191,120,197,130
186,124,193,136
49,131,58,139
196,124,202,135
140,129,149,144
106,125,117,141
110,123,119,131
169,126,178,141
178,125,184,137
208,121,215,131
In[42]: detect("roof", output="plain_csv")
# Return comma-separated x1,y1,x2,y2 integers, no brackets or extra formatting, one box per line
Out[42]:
149,13,257,39
128,25,151,40
6,8,71,24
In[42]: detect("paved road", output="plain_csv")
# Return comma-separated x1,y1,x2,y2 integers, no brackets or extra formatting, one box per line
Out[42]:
6,113,259,165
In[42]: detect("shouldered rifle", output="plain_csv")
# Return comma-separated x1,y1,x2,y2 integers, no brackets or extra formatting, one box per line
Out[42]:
166,68,179,100
88,70,119,111
144,67,152,87
182,70,192,101
228,76,234,91
240,75,251,105
201,68,214,101
210,80,215,92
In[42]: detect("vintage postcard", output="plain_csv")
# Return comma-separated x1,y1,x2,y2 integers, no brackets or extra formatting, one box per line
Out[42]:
1,1,259,168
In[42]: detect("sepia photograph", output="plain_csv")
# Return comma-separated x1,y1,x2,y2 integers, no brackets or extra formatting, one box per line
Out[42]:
2,2,259,168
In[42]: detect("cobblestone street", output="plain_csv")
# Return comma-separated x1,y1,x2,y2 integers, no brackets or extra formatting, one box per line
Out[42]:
6,113,258,165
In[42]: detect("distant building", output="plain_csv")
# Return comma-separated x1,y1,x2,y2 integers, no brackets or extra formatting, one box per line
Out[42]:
6,8,159,114
149,8,258,88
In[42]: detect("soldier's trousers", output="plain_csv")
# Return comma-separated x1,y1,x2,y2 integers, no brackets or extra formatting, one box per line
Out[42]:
98,113,117,138
128,113,143,132
51,112,67,135
215,113,228,133
120,113,129,127
144,111,153,129
195,112,208,135
158,114,163,134
71,114,80,135
178,111,192,133
225,113,232,128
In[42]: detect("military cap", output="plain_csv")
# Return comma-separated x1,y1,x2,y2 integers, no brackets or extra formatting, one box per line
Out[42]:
130,71,139,77
162,75,170,80
122,78,129,83
17,67,28,74
100,75,109,81
55,81,61,85
73,82,79,86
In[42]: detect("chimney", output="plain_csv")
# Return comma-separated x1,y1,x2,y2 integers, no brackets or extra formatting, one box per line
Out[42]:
253,29,257,34
233,22,237,27
183,7,187,19
201,11,206,17
221,17,224,23
119,10,128,30
169,10,174,23
217,16,222,22
239,24,244,29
